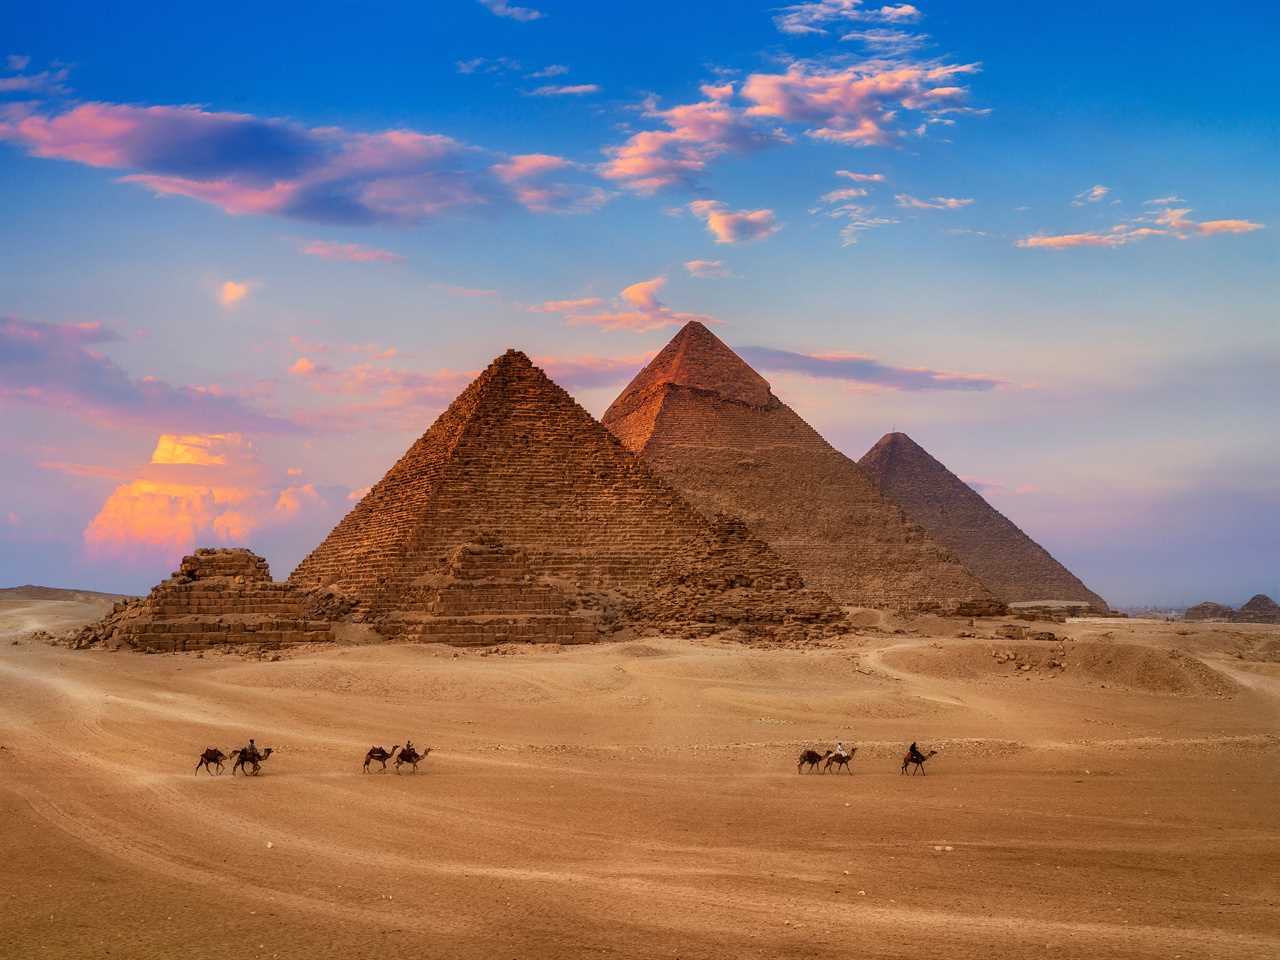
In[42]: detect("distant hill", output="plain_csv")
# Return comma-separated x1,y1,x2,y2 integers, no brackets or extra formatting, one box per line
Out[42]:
0,584,136,603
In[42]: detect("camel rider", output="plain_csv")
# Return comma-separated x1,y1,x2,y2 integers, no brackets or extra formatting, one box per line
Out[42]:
403,739,415,758
908,741,926,764
246,739,260,763
834,741,849,759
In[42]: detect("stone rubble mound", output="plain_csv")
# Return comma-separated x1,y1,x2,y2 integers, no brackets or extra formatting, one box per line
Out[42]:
68,548,334,651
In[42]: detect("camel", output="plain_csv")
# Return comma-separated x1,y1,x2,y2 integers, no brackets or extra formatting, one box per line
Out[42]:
824,747,858,774
194,747,227,776
797,749,832,774
900,747,937,776
230,746,274,776
394,745,430,774
363,745,400,773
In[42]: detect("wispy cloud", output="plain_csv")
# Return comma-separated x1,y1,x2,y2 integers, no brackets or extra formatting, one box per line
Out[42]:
301,240,404,263
895,193,972,209
1144,195,1184,206
841,27,928,55
0,55,71,96
738,345,1006,391
1018,203,1265,249
688,200,780,243
0,101,598,223
532,277,717,333
775,1,922,36
684,259,731,279
529,64,569,79
0,317,295,432
529,83,600,97
533,352,654,389
600,85,785,193
741,59,983,146
1072,184,1110,206
836,169,885,182
476,0,543,22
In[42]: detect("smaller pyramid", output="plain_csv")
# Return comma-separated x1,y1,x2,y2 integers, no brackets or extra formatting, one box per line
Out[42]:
1184,601,1234,621
859,433,1107,611
290,350,843,643
69,548,334,651
1236,594,1280,623
603,323,1002,615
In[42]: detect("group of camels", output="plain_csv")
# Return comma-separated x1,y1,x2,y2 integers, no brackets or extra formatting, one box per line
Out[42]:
796,745,938,775
193,742,430,776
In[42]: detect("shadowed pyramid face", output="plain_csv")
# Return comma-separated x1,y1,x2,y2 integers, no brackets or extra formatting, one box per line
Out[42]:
859,431,1107,610
602,323,1003,614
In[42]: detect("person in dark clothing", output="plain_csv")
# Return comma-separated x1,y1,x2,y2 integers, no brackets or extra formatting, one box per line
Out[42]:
907,741,926,764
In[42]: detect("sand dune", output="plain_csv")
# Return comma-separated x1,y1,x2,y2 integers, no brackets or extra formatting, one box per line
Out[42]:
2,603,1278,958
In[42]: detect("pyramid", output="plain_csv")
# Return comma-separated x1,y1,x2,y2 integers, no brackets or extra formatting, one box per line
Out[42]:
601,322,1002,615
859,432,1108,611
1184,601,1234,621
1236,594,1280,623
289,350,843,644
69,548,334,651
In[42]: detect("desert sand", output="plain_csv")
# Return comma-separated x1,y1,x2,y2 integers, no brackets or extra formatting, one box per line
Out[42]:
2,605,1278,959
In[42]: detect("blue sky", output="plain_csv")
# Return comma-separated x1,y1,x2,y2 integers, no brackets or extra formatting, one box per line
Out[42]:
1,0,1276,606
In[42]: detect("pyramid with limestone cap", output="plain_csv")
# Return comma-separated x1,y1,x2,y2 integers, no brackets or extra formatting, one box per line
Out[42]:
290,349,844,643
603,323,1002,615
859,432,1107,611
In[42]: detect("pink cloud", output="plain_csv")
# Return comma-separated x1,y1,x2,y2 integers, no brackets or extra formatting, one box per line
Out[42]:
489,152,607,213
774,0,922,35
217,280,251,307
535,277,718,333
301,240,404,263
600,94,786,193
684,259,731,279
819,187,869,203
529,297,605,313
532,352,654,389
1196,219,1264,236
895,193,973,209
1016,232,1126,249
688,200,781,244
836,169,886,182
0,102,600,223
1019,204,1265,250
1072,184,1110,206
741,60,980,147
82,433,331,567
1,316,295,433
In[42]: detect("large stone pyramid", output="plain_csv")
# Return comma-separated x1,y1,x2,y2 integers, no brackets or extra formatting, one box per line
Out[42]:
859,432,1107,611
69,548,334,651
289,350,843,644
601,322,1002,615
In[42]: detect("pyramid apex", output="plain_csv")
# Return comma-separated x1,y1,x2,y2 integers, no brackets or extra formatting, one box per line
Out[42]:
605,321,773,419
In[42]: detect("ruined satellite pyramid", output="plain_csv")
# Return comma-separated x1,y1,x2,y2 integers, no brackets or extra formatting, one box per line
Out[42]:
859,432,1107,611
69,548,334,651
602,322,1002,614
290,350,843,644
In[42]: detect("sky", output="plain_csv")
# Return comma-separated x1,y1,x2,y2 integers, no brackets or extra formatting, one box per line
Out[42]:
1,0,1277,607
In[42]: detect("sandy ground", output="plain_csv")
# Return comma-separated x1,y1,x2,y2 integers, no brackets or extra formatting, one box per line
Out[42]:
2,606,1278,959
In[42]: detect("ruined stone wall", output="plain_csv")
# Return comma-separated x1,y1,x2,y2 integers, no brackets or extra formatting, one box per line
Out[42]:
609,383,1001,614
72,548,333,651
